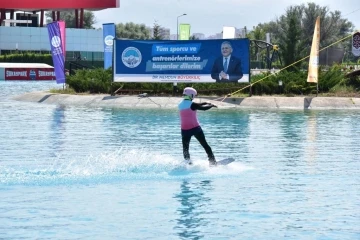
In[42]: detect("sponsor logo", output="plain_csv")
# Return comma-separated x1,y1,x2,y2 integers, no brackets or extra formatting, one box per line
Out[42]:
39,71,55,77
6,71,27,77
122,47,142,68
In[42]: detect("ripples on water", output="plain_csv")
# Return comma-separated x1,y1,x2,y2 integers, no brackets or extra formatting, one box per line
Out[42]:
0,82,359,239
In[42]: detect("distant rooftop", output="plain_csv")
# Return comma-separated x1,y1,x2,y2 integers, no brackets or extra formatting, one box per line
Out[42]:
0,63,53,68
0,0,120,11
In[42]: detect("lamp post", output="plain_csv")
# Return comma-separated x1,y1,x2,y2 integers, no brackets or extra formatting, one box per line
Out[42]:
177,13,187,40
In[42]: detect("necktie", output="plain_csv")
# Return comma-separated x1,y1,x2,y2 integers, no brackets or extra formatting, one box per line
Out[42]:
223,57,228,73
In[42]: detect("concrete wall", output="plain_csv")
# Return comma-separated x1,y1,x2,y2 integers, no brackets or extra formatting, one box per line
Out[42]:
12,92,360,110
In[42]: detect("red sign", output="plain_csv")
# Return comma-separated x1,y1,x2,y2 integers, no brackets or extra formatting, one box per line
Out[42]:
0,0,119,10
5,68,56,81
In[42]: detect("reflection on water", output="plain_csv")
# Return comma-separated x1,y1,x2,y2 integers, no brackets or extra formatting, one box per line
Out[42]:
49,105,66,157
174,180,213,239
305,111,317,171
279,111,306,162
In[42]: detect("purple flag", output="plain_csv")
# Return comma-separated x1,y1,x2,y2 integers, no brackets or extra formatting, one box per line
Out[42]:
47,22,66,84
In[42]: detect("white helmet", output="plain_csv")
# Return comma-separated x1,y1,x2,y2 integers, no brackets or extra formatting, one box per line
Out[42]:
183,87,197,99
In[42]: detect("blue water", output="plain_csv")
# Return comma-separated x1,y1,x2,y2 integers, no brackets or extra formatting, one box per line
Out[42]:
0,81,359,240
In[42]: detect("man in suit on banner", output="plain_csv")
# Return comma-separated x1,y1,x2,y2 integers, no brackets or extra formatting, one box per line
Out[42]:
211,41,243,82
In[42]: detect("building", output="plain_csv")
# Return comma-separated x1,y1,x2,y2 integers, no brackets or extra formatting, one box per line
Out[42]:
206,27,246,39
192,33,205,40
236,27,247,38
0,26,104,61
0,1,119,61
0,1,119,28
207,33,222,39
169,34,177,40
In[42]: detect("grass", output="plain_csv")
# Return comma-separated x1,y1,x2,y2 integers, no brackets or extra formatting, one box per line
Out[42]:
49,87,77,94
320,92,360,97
322,85,360,97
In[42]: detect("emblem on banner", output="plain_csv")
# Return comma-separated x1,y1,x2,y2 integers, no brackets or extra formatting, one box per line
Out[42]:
104,35,114,46
51,36,61,48
29,70,36,80
122,47,142,68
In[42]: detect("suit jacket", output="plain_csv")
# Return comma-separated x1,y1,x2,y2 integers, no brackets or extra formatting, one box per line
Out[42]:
211,56,243,82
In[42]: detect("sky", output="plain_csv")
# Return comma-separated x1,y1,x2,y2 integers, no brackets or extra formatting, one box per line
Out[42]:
92,0,360,36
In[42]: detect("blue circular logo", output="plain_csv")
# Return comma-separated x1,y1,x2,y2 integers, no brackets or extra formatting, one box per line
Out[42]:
51,36,61,48
121,47,142,68
104,35,114,46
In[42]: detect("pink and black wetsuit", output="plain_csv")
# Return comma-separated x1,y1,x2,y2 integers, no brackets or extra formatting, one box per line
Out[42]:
178,99,215,163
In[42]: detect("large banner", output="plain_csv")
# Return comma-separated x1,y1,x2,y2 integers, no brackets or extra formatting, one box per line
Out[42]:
103,23,116,69
179,24,191,40
47,21,66,84
114,39,250,83
352,32,360,57
5,68,55,81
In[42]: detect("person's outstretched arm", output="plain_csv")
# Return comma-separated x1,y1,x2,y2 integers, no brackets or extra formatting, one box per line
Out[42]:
191,102,217,111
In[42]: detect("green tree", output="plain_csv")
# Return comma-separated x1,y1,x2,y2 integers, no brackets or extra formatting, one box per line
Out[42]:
279,7,303,71
115,22,150,40
45,10,96,29
254,2,354,68
248,25,266,41
300,3,353,48
152,21,163,40
247,25,267,62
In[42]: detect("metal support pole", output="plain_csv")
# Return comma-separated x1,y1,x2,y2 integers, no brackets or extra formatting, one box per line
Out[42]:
75,9,79,28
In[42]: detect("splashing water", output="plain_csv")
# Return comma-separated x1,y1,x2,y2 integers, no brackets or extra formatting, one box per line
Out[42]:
0,147,252,186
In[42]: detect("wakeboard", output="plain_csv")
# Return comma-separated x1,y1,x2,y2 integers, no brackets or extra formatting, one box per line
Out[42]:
216,157,235,166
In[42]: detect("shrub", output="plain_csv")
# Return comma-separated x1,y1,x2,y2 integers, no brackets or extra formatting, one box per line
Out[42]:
0,53,53,65
66,68,112,93
318,65,345,92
